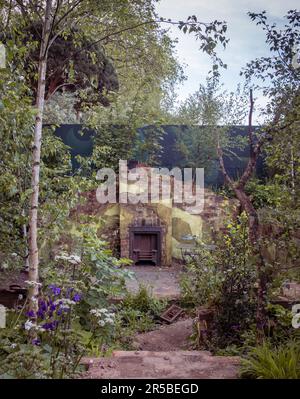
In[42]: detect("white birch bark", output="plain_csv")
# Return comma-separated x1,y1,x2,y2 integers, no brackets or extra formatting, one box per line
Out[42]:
28,0,53,312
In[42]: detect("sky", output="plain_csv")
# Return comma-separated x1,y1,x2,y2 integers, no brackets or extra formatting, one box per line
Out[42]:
156,0,299,123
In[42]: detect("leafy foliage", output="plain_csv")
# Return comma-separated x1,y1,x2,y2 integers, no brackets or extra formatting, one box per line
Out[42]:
122,285,167,317
180,242,222,307
245,178,286,209
241,341,300,379
242,10,300,210
0,225,131,378
112,286,168,344
173,76,248,176
242,10,300,89
210,214,257,348
181,214,257,349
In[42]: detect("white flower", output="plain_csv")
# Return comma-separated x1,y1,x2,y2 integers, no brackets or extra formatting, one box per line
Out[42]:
54,298,76,306
90,308,115,326
24,320,35,331
10,343,17,349
18,294,23,300
90,308,109,317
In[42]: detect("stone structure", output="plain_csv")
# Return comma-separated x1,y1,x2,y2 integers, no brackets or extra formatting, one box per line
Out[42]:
75,167,238,267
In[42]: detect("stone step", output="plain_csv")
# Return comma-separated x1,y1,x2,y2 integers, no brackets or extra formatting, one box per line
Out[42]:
81,350,240,379
112,350,212,358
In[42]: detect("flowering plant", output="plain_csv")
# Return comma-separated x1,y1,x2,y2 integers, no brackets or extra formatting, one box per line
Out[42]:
0,284,85,378
0,226,129,378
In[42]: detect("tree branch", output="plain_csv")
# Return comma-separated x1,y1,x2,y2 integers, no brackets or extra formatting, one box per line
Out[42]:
52,0,83,31
248,88,254,156
46,82,77,100
217,136,233,187
236,90,258,189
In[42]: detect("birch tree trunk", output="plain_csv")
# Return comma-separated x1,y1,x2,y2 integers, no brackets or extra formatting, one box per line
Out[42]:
28,0,53,313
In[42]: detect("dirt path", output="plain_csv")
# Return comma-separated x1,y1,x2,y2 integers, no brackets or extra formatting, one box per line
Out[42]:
125,266,181,300
132,318,193,351
81,269,241,379
81,319,241,379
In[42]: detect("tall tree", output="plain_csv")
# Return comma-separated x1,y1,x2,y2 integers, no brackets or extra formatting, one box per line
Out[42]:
242,10,300,208
217,89,268,341
174,75,248,173
28,0,53,314
218,10,300,341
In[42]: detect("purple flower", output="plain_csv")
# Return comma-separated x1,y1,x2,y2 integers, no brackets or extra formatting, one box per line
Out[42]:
73,293,81,302
32,338,41,346
26,310,35,318
50,303,57,312
39,300,48,312
41,322,52,330
42,321,58,331
49,285,61,296
37,309,45,319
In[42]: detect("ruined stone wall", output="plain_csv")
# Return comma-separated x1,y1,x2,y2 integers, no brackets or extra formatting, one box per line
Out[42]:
74,183,238,266
171,190,238,260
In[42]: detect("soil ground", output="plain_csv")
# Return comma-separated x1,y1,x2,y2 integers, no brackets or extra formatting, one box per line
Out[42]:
125,265,182,300
132,318,194,351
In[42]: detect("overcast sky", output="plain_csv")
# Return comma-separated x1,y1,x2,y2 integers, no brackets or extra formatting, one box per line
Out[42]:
156,0,299,123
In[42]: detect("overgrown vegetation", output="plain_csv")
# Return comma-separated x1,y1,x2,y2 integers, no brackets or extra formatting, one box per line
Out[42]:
0,230,167,378
181,211,299,361
181,214,257,349
0,2,299,380
241,341,300,379
0,222,130,378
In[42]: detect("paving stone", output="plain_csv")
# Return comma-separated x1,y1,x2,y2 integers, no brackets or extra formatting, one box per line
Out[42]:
82,350,240,379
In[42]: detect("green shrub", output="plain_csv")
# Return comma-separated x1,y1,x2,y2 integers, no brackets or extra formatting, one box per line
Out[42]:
245,178,285,209
241,341,300,379
180,242,222,307
113,286,167,341
181,213,257,349
265,304,299,344
210,214,257,348
122,285,167,317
